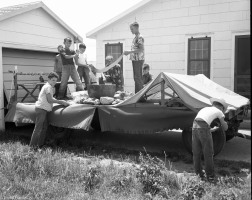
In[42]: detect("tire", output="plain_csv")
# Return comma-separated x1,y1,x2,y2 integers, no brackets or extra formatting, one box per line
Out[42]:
182,128,226,156
48,125,71,140
225,135,235,142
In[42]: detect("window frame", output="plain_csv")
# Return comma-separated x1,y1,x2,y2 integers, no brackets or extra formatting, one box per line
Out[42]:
187,37,211,78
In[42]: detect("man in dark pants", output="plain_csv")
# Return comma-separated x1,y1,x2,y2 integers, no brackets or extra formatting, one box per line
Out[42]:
192,98,228,182
124,22,144,93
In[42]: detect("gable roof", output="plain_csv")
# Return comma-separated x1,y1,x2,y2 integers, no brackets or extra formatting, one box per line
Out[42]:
86,0,152,39
0,1,83,42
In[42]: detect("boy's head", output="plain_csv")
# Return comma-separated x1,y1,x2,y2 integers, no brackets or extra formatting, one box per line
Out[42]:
48,72,58,87
105,55,113,64
57,45,63,53
79,43,86,53
130,22,139,34
63,37,72,48
143,63,150,75
210,98,227,113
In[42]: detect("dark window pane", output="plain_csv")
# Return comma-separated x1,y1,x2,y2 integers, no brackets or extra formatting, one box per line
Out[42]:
191,40,196,49
236,37,250,75
195,49,203,59
190,49,196,59
188,37,210,78
203,40,209,49
189,61,209,77
196,40,202,49
203,50,209,59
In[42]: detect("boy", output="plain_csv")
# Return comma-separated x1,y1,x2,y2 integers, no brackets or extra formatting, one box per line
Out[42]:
123,22,144,93
75,43,90,89
58,37,84,99
142,63,152,87
103,55,123,91
54,45,64,81
192,98,228,181
29,72,69,147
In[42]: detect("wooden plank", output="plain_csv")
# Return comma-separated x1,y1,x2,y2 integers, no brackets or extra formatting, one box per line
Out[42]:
0,18,70,39
3,66,53,73
9,8,71,31
3,57,54,66
0,30,63,48
3,48,56,59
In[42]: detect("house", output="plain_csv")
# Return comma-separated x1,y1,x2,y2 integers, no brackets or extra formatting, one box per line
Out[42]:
86,0,250,99
0,1,83,131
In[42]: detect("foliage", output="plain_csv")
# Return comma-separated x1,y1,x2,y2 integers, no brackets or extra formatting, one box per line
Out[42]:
0,134,251,200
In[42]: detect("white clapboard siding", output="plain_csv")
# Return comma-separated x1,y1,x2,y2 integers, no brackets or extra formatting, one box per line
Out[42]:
0,8,73,49
91,0,250,92
3,48,56,102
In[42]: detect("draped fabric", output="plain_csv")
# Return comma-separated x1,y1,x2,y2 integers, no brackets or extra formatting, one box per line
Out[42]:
5,103,96,130
5,73,249,133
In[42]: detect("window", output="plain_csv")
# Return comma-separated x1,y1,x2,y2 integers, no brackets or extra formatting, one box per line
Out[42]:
235,35,250,100
188,37,211,78
105,43,123,67
105,42,124,85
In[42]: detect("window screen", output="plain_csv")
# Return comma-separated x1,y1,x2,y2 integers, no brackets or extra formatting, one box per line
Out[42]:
188,37,211,78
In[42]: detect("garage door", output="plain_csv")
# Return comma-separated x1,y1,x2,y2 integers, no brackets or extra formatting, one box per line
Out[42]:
3,48,56,103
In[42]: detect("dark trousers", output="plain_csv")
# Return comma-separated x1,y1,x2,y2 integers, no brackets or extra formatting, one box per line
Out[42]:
77,65,90,89
58,64,84,98
132,60,144,93
56,72,62,82
29,108,49,147
192,120,215,178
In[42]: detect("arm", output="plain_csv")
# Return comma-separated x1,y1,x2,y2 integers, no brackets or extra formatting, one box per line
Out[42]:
219,117,228,131
46,93,69,106
61,50,78,59
124,44,143,55
124,36,144,55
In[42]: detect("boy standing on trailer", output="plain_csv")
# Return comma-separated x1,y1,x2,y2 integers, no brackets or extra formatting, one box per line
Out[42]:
54,45,64,81
192,98,228,181
58,37,84,99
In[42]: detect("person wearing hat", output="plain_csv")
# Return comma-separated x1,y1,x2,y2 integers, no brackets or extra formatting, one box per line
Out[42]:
103,55,123,91
192,97,228,181
58,37,84,99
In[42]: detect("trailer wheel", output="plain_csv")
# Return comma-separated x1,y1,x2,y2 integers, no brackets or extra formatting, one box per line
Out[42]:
226,135,235,141
182,128,226,156
48,125,71,140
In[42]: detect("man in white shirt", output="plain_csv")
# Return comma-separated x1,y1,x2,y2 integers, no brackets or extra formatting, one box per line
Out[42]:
192,98,228,181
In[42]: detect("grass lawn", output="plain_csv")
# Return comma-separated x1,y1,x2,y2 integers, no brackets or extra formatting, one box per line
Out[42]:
0,131,251,200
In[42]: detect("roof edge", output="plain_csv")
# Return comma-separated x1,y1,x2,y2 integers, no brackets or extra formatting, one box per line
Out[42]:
86,0,152,39
0,1,83,43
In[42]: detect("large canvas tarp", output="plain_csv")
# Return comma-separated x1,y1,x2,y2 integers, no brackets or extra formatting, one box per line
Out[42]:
5,72,250,132
5,103,96,130
117,72,250,111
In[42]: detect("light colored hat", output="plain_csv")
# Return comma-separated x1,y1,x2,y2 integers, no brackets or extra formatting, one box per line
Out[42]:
105,55,113,60
210,98,228,111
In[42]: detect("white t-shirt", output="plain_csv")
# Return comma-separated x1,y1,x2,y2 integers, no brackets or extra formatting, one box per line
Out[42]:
78,53,88,65
195,107,225,126
35,82,54,112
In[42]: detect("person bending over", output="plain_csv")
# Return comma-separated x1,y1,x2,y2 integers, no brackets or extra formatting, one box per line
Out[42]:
30,72,69,147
